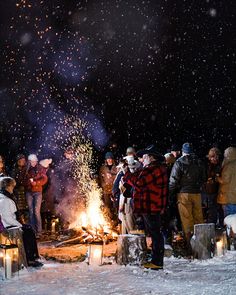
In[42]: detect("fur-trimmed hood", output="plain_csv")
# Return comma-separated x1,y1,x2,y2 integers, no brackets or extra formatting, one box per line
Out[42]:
223,147,236,166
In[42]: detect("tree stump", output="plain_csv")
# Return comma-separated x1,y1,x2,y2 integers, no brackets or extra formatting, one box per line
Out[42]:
190,223,215,260
116,234,147,265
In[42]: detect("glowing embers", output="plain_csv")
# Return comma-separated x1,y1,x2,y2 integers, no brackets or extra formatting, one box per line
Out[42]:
72,209,116,244
69,188,117,244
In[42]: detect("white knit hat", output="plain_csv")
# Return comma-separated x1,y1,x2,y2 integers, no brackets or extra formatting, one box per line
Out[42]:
28,154,38,162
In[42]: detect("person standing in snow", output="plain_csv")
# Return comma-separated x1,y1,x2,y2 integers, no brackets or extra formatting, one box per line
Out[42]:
99,152,118,225
201,147,221,224
217,147,236,217
164,152,176,177
170,144,181,161
169,143,206,255
112,146,137,210
39,158,55,219
118,155,142,234
25,154,48,236
162,152,180,244
123,145,168,270
11,154,28,223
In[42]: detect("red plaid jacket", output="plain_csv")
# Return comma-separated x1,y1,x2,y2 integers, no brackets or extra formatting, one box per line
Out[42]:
123,161,168,214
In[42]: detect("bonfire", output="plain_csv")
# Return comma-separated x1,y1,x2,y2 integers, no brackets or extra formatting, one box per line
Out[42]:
55,182,118,247
54,142,118,247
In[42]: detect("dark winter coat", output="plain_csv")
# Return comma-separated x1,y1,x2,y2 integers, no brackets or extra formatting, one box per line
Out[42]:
123,161,168,214
11,165,28,210
202,160,221,195
169,154,206,198
112,170,124,197
11,165,27,187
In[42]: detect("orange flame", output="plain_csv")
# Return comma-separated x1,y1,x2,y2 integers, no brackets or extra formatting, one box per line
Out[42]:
70,182,110,232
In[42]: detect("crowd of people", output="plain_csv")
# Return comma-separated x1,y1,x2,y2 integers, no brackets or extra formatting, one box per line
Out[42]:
1,142,236,272
0,153,49,269
99,143,236,270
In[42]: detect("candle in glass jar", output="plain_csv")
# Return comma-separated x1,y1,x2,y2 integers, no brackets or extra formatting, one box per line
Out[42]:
88,244,103,266
216,240,223,256
5,254,12,279
51,221,56,233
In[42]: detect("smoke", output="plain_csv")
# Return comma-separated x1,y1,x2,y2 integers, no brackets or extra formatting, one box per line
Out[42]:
10,84,109,159
52,37,96,85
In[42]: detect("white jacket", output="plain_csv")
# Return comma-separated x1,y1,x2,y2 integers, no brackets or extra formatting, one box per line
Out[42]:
0,193,22,228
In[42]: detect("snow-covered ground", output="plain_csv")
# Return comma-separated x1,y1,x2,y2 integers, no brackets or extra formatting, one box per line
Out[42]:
1,251,236,295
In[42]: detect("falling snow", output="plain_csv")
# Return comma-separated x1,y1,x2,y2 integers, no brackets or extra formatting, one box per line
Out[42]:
0,1,235,159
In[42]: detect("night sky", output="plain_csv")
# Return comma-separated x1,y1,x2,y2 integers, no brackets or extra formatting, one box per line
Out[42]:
0,0,236,162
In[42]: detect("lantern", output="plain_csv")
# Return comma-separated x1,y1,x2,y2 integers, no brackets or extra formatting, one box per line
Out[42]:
0,243,19,279
51,217,60,233
88,242,104,266
215,229,228,256
215,239,224,256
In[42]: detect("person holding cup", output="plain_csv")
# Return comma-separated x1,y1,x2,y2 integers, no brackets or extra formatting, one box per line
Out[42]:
25,154,48,236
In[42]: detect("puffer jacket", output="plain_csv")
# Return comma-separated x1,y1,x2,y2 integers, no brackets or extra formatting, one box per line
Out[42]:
218,147,236,204
0,191,22,228
169,154,206,197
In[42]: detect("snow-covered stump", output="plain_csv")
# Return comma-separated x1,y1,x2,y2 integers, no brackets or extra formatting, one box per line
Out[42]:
190,223,215,259
116,234,147,265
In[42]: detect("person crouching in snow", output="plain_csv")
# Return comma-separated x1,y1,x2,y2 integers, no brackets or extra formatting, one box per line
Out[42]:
123,145,168,270
0,177,43,267
25,154,48,236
